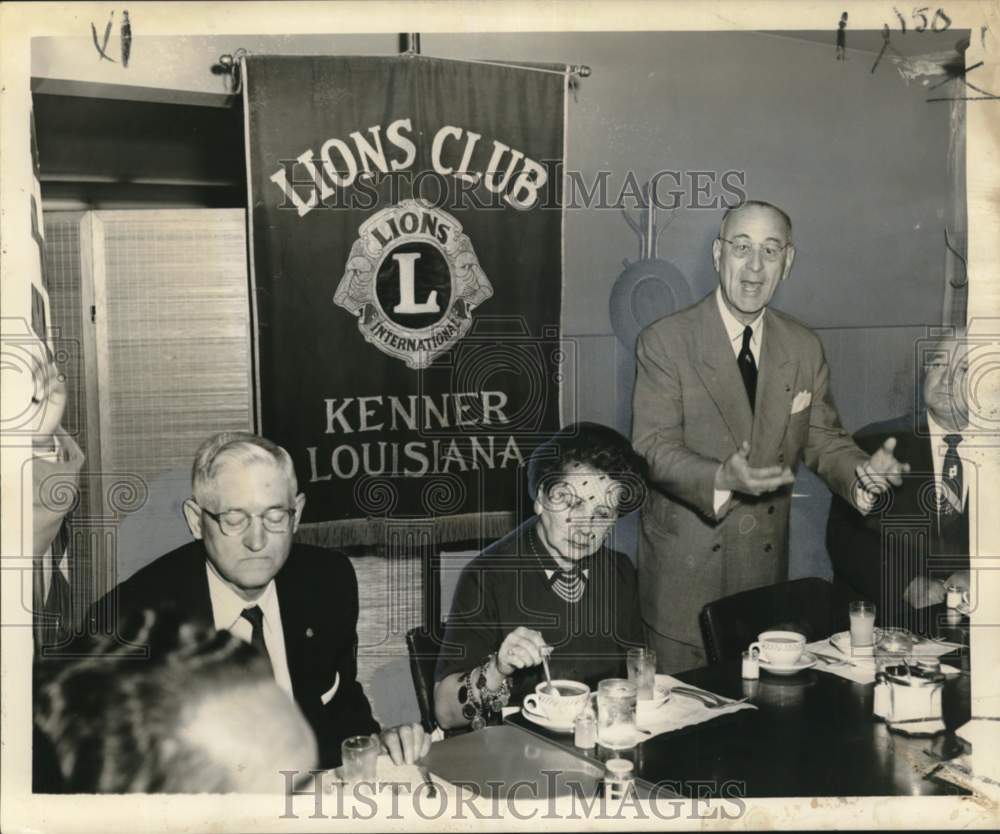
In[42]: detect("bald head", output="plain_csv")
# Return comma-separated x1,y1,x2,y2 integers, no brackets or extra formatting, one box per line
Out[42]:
34,609,318,794
179,677,318,792
721,200,792,241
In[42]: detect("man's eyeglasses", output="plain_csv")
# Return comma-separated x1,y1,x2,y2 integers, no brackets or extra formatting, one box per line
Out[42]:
200,506,297,536
719,237,789,262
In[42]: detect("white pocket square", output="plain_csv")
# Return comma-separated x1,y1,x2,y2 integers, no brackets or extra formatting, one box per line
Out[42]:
790,390,812,414
320,672,341,705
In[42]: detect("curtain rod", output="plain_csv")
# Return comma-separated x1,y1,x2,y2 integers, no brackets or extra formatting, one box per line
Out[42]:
215,46,591,96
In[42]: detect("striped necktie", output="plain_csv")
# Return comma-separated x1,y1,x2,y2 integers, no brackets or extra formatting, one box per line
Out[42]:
939,433,963,517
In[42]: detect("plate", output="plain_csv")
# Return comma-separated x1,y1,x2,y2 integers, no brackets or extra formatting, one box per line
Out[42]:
521,705,576,733
760,651,817,676
830,629,883,657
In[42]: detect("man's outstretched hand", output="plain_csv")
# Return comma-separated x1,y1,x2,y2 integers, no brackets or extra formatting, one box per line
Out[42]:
715,441,795,497
855,437,910,498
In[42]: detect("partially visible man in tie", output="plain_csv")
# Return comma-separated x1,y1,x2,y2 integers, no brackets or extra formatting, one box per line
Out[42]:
89,431,429,769
632,200,909,671
31,361,85,653
827,334,972,627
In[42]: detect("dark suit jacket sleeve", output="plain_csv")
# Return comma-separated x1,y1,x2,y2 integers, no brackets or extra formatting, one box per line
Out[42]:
825,427,903,604
319,558,380,757
633,325,724,519
826,491,884,602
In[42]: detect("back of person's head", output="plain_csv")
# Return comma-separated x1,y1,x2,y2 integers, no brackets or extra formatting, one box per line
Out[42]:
34,607,316,793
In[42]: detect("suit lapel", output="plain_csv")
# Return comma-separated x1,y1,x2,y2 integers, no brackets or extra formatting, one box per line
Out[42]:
907,417,934,479
275,550,320,703
750,311,797,463
694,296,754,447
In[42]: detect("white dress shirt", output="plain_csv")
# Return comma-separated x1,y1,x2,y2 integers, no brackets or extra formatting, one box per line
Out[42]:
716,286,764,364
205,562,295,697
713,288,765,512
926,413,969,509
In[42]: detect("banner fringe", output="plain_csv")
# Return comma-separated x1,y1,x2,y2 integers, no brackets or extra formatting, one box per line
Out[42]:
295,512,517,550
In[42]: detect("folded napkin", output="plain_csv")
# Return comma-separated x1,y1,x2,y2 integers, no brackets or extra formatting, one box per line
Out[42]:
806,637,962,685
630,675,756,742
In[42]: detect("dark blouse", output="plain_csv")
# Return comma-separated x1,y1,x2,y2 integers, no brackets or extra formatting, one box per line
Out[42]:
435,516,645,704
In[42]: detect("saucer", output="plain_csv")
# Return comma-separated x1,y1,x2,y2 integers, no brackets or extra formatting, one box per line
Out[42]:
760,651,817,676
521,705,576,733
830,629,883,658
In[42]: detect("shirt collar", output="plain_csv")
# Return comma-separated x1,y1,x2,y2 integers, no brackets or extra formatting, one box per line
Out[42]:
715,287,764,347
527,520,592,578
205,560,279,632
926,412,964,442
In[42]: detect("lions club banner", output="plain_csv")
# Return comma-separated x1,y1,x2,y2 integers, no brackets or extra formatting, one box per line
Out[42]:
243,55,567,545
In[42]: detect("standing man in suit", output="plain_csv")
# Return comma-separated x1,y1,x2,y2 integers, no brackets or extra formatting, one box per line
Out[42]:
827,334,972,629
90,431,429,769
632,200,909,671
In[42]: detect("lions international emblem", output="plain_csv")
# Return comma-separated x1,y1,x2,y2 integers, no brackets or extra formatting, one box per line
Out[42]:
334,200,493,369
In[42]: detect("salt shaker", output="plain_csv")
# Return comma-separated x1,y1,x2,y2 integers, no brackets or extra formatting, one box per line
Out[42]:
603,758,635,801
741,649,760,680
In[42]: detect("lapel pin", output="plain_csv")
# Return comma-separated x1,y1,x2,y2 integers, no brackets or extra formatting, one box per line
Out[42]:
305,627,314,638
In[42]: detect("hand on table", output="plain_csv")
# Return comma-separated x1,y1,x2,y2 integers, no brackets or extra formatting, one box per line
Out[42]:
715,441,795,496
496,627,549,677
378,722,431,765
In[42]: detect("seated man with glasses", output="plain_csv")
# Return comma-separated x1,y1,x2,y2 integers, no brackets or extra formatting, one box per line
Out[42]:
86,431,429,773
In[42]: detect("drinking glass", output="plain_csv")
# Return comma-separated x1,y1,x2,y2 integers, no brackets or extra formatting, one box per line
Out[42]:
849,600,876,648
626,647,656,699
597,678,638,750
341,735,379,782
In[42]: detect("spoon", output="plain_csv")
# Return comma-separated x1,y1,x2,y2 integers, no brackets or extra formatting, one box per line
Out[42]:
541,646,557,696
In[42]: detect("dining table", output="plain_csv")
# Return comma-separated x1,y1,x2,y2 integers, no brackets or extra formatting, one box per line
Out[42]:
421,606,971,800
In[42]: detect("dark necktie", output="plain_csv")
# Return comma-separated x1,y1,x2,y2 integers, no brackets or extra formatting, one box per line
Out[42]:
738,325,758,412
939,434,964,516
42,561,72,649
240,605,272,671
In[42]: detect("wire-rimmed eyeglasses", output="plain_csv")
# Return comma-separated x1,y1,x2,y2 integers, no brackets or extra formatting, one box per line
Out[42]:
719,237,789,262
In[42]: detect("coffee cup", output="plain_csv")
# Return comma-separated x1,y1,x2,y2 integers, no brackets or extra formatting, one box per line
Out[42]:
945,585,969,610
748,631,806,666
523,679,590,723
